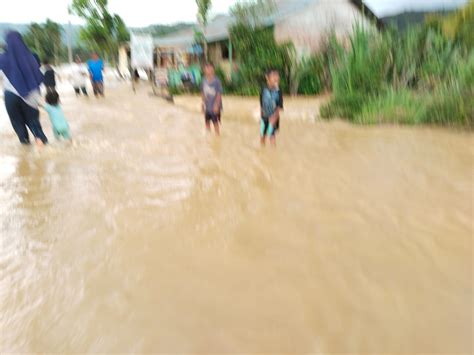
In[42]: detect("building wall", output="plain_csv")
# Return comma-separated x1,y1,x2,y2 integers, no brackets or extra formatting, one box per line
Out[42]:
274,0,373,56
118,45,129,77
208,42,223,65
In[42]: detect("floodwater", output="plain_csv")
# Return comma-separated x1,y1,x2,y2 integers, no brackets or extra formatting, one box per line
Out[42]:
0,82,472,353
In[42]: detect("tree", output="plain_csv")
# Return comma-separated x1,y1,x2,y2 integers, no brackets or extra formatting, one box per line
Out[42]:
195,0,212,60
23,19,63,64
71,0,130,64
229,0,295,94
230,0,275,27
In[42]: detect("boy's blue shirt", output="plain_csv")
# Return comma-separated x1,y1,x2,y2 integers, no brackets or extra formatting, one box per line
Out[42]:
87,59,104,81
260,86,283,119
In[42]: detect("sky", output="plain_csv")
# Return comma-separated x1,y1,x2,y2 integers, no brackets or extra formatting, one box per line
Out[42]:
0,0,468,27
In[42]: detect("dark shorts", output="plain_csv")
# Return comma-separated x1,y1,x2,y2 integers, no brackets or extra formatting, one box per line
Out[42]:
92,81,104,96
74,87,88,96
205,112,221,124
260,118,280,137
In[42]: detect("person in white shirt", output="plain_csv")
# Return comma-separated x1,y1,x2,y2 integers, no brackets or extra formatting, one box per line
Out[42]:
70,55,88,97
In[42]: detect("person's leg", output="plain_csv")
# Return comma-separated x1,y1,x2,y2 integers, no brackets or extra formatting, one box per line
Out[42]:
62,129,72,141
260,119,268,146
205,113,212,132
269,134,276,146
212,114,221,136
268,119,279,146
4,91,30,144
21,102,48,145
74,88,80,96
92,82,98,97
98,81,104,97
81,86,88,96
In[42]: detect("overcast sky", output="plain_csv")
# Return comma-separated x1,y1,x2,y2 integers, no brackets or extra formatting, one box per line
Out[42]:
0,0,468,27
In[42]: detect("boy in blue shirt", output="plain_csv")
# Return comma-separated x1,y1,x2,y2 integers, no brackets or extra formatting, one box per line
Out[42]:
42,90,71,141
87,53,104,97
260,69,283,146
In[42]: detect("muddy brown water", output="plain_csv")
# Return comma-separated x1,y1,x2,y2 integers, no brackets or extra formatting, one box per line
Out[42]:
0,83,472,353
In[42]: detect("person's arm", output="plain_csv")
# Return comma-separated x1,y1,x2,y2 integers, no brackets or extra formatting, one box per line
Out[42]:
213,81,222,114
269,91,283,125
269,108,280,126
201,83,206,113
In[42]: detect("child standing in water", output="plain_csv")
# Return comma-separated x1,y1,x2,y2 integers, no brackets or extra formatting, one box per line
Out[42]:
42,59,57,93
260,69,283,146
87,53,105,97
42,90,71,141
201,63,223,136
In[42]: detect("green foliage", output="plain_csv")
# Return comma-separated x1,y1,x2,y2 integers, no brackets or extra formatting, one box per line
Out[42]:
214,66,228,86
71,0,129,63
333,25,389,97
297,57,323,95
229,24,291,95
436,0,474,50
196,0,212,26
230,0,276,27
321,7,473,128
227,0,303,95
357,89,425,124
23,19,63,64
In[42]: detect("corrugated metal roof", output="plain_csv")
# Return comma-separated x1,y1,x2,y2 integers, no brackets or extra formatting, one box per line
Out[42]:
154,0,381,48
154,0,320,47
154,15,234,48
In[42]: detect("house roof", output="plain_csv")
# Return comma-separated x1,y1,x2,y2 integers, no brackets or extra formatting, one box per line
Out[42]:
349,0,385,29
154,0,382,49
154,15,233,49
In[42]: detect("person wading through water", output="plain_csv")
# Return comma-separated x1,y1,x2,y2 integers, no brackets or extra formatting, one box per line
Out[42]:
0,31,48,146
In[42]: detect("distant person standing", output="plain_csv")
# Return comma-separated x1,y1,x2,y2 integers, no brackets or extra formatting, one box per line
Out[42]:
201,62,223,136
87,53,104,97
260,69,283,146
70,55,88,97
42,59,57,93
0,31,48,145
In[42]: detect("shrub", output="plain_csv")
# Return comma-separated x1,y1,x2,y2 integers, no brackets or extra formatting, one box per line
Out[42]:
229,24,292,94
296,56,324,95
357,89,426,125
321,16,474,128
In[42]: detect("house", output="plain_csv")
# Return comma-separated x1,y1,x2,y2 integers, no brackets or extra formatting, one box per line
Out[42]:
155,0,381,61
119,0,381,80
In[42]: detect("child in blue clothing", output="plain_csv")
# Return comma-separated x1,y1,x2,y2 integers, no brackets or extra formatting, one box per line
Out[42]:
42,90,71,141
260,69,283,146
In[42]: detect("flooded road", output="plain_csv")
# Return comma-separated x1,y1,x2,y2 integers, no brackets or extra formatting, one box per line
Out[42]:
0,83,472,353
